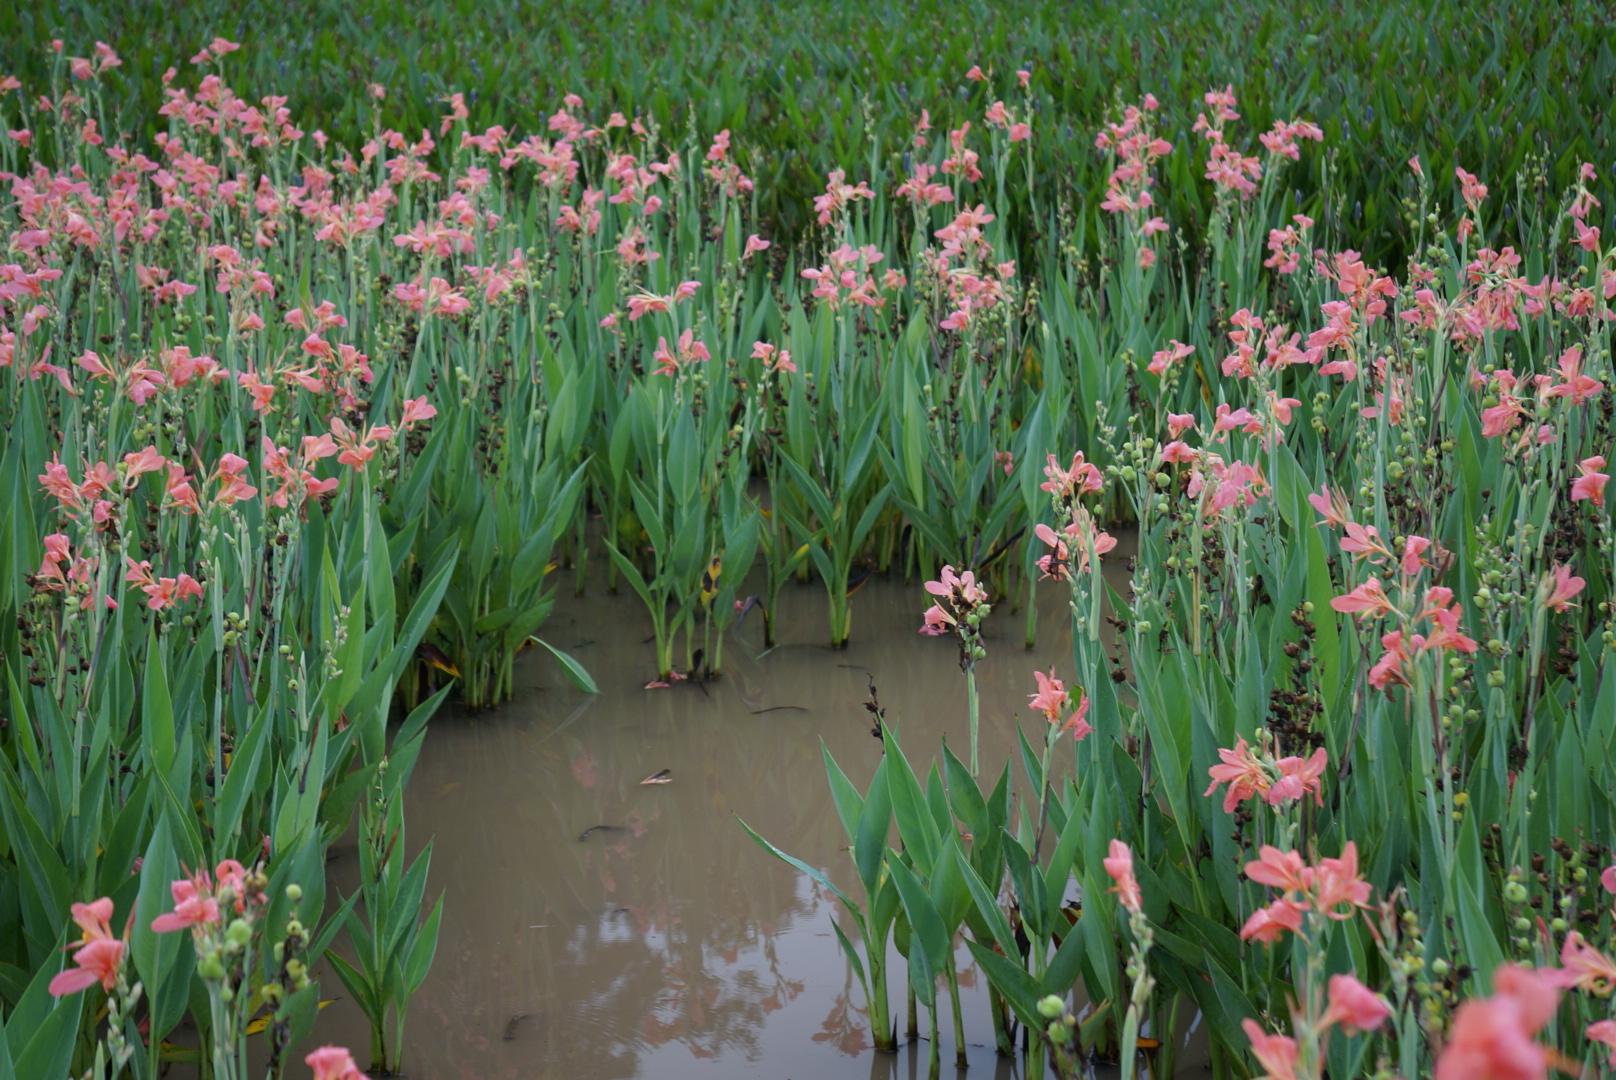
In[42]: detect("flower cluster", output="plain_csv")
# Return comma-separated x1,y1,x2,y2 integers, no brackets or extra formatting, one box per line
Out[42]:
1240,842,1371,945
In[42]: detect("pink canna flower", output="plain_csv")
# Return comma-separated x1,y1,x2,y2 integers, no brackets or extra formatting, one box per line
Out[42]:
1205,737,1270,811
1148,340,1194,376
1418,588,1478,655
1033,522,1071,580
1368,629,1411,690
1434,965,1560,1080
1587,1021,1616,1070
743,234,771,258
1240,899,1305,945
122,446,167,485
1321,974,1390,1033
1330,578,1394,618
1159,440,1196,464
1027,671,1092,740
1339,521,1391,562
1454,166,1489,210
1307,485,1350,530
77,350,111,378
1241,1019,1300,1080
750,342,796,374
1270,747,1328,809
1540,563,1585,612
150,871,222,933
1543,345,1603,406
1400,535,1431,577
213,454,259,505
1480,396,1525,439
1570,456,1607,508
925,566,986,605
48,898,126,997
918,604,954,636
1027,669,1067,721
305,1046,370,1080
1548,932,1616,994
1040,451,1103,500
1245,845,1310,893
1103,839,1142,914
1311,842,1371,916
400,396,438,425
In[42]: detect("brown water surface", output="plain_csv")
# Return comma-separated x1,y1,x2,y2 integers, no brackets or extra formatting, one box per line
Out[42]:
309,551,1203,1078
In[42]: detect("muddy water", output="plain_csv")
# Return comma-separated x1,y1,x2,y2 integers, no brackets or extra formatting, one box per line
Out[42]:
310,549,1201,1078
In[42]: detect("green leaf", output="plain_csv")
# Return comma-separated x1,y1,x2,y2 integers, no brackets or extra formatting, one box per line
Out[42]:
529,637,598,693
142,625,175,781
852,758,892,896
404,894,445,993
882,725,939,873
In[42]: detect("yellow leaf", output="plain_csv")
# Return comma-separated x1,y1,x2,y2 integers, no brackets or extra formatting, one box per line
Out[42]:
699,555,723,606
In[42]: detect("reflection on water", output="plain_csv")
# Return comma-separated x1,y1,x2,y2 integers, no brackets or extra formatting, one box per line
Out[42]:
308,547,1199,1077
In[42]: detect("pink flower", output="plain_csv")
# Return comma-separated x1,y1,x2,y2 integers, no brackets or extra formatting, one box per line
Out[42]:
123,446,168,485
48,898,126,997
1540,563,1585,612
1549,932,1616,994
1587,1020,1616,1070
305,1046,370,1080
1312,842,1371,916
1033,522,1070,580
1307,485,1350,529
1480,397,1524,439
1322,974,1389,1033
918,603,955,636
1040,451,1103,499
1434,965,1560,1080
1239,898,1306,945
1601,864,1616,896
1205,737,1269,812
1027,670,1092,739
1270,748,1327,809
1103,839,1142,914
1245,846,1309,893
1455,165,1489,210
924,565,988,606
1339,521,1391,562
744,234,771,258
1400,535,1432,577
1369,629,1411,690
1330,578,1394,618
1571,456,1607,508
1242,1019,1300,1080
1544,345,1603,405
1027,669,1067,722
151,870,222,933
400,396,438,425
1149,340,1194,376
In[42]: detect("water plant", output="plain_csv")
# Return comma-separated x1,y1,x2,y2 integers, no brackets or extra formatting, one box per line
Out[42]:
2,22,1614,1080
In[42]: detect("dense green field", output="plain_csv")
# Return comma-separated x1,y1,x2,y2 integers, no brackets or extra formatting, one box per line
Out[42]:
5,0,1615,259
